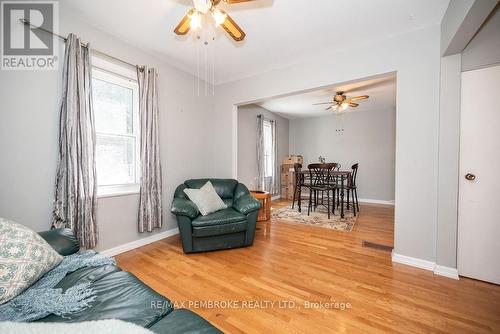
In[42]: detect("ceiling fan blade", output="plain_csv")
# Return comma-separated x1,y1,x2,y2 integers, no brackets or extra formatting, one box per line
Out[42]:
325,106,333,111
224,0,255,4
348,102,359,107
219,10,246,41
349,95,369,101
313,102,334,105
174,9,194,35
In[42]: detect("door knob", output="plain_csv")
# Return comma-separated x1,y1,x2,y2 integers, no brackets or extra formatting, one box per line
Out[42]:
465,173,476,181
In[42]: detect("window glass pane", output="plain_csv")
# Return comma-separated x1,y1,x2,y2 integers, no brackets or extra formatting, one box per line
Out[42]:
263,121,273,178
265,155,272,177
96,135,136,186
93,78,134,135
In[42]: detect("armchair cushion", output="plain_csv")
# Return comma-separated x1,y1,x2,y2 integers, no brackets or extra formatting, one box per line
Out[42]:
171,198,200,219
185,179,238,200
192,208,246,227
233,194,261,215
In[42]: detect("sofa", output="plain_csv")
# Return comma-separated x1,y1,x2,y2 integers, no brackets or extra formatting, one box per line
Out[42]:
35,228,221,334
171,179,261,253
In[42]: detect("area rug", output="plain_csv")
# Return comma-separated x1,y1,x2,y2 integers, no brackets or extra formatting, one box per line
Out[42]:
272,203,357,232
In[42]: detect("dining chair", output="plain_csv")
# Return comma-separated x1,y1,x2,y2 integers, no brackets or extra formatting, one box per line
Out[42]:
345,163,359,214
292,163,305,211
307,163,337,219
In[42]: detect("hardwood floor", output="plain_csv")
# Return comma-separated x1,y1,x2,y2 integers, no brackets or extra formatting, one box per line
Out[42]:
116,200,500,333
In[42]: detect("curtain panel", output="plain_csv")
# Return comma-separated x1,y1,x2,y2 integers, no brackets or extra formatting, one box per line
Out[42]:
137,67,163,233
256,115,265,191
270,119,278,195
52,34,98,249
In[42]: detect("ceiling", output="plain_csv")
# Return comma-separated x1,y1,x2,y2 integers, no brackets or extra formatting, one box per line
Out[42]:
257,74,397,119
64,0,450,84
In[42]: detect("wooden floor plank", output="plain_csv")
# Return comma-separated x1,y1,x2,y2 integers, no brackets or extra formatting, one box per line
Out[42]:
116,200,500,333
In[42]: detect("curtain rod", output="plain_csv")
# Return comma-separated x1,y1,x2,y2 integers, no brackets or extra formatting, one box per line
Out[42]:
20,19,143,70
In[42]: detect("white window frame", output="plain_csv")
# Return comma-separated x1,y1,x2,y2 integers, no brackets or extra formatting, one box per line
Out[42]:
263,119,273,178
91,56,140,198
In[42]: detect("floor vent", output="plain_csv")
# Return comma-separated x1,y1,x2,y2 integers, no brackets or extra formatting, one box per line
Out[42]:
362,241,393,252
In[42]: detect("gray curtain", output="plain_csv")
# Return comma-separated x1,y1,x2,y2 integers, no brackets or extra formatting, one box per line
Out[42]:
137,66,163,233
270,119,278,195
53,34,98,249
256,115,265,191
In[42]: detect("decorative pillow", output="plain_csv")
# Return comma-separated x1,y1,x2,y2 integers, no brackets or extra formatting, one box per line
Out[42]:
0,218,63,304
183,181,227,216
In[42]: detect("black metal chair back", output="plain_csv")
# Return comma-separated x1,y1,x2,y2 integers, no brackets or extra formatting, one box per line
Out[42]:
330,163,341,171
350,163,359,187
293,163,303,186
307,163,335,187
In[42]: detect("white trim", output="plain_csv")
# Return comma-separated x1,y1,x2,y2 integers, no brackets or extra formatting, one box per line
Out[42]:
392,252,436,271
271,194,281,201
434,265,459,280
100,227,179,257
97,184,139,198
92,62,141,191
358,198,395,205
392,252,459,280
232,105,238,179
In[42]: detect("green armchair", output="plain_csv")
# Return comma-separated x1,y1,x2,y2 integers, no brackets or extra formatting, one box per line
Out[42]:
171,178,261,253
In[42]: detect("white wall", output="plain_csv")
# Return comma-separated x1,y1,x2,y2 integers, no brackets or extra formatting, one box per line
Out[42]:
436,54,462,268
237,105,289,191
0,4,214,251
290,108,396,202
213,25,441,262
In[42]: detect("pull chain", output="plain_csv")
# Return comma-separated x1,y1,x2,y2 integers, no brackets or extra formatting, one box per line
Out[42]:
204,28,208,96
196,35,200,96
212,36,215,96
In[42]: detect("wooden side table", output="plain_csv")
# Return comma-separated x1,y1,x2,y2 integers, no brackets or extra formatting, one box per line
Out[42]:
250,191,271,221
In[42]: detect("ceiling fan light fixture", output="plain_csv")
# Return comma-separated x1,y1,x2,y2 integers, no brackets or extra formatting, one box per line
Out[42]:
189,11,202,30
212,8,227,26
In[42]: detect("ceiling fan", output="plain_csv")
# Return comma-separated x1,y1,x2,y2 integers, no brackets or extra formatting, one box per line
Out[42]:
313,91,369,112
174,0,253,42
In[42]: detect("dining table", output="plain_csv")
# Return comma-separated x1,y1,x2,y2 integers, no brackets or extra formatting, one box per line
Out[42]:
296,170,352,218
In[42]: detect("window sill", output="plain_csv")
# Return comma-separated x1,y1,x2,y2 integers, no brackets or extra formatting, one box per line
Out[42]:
97,185,140,199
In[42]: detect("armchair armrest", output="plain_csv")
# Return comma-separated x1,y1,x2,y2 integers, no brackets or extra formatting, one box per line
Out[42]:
38,228,79,256
233,194,261,215
171,198,200,219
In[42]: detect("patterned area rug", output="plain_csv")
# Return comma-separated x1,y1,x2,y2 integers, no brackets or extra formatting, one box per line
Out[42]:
272,203,357,232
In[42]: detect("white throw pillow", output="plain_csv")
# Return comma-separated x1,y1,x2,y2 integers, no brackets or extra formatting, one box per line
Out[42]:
183,181,227,216
0,218,63,304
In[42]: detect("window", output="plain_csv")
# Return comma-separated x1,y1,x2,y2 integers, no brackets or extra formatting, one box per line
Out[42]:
92,57,140,197
263,119,273,178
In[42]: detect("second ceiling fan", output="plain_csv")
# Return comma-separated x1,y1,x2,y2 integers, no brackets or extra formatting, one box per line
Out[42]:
313,91,369,112
174,0,254,42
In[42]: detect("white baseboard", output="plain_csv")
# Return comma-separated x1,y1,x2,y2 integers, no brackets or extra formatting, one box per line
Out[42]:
392,252,459,280
392,252,436,271
100,227,179,257
359,198,395,205
434,265,459,280
271,194,281,201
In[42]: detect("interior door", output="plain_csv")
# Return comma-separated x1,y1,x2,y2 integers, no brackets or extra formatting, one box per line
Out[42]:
458,65,500,284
